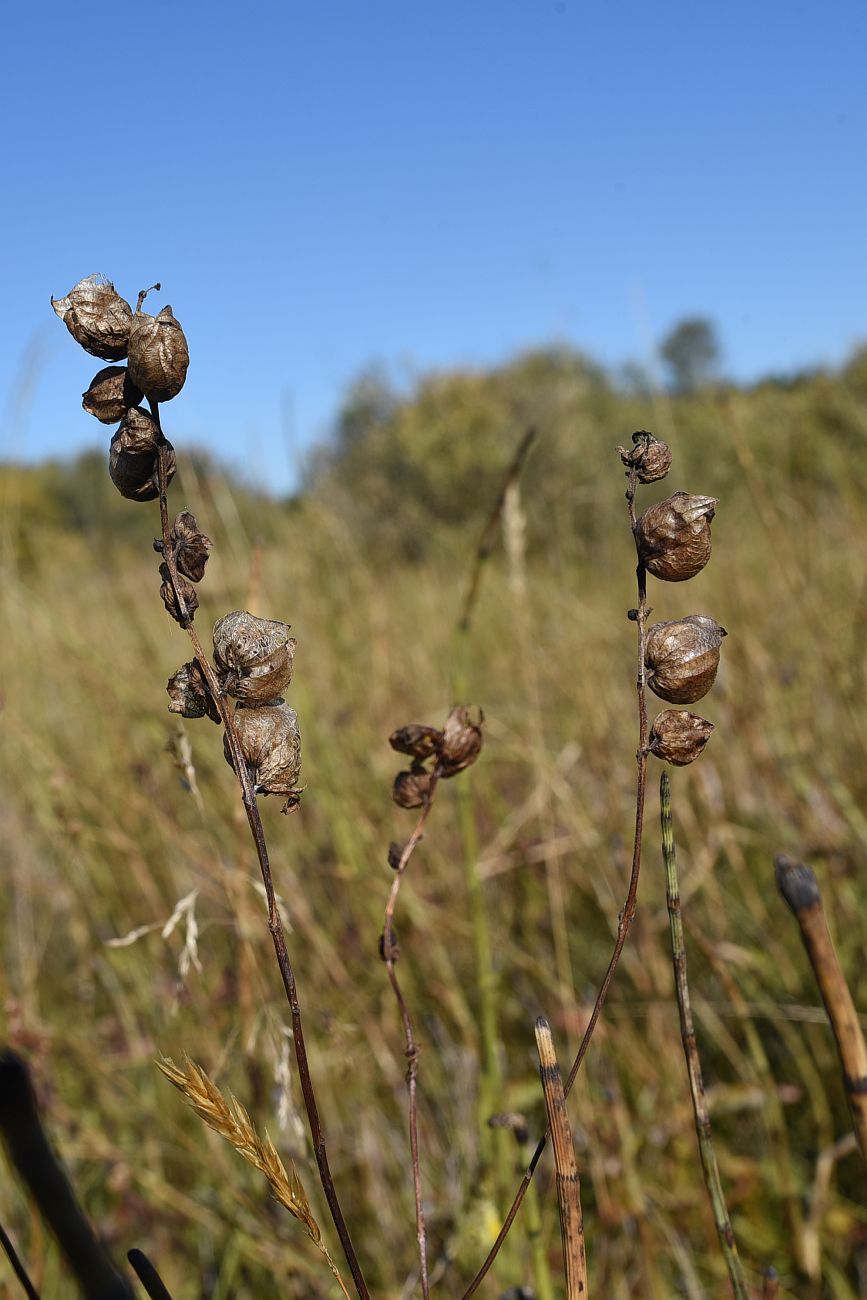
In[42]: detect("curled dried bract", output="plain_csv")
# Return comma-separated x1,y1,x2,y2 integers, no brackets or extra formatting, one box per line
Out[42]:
225,701,302,799
51,274,133,360
166,661,220,723
392,768,434,809
109,410,175,501
128,305,190,403
617,431,672,483
649,710,714,766
82,366,142,424
645,615,726,704
159,563,198,624
213,611,295,703
440,705,484,776
389,724,443,761
171,510,212,583
636,491,717,582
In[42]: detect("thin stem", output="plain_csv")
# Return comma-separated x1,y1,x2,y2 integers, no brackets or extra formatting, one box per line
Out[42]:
534,1018,588,1298
660,773,749,1300
127,1249,174,1300
381,778,442,1300
0,1221,41,1300
460,464,650,1298
152,412,370,1300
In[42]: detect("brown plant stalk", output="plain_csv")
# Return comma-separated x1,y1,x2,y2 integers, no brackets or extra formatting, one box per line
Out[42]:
152,410,370,1300
534,1017,588,1298
460,462,650,1297
381,774,443,1300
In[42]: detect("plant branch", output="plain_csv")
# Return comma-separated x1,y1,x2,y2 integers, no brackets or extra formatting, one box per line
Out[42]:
460,464,650,1298
152,412,370,1300
381,776,442,1300
660,772,749,1299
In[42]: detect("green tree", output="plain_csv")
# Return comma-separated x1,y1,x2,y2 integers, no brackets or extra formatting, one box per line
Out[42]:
660,317,721,393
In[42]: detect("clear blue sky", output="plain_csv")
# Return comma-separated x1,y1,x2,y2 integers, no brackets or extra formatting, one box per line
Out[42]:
3,0,865,493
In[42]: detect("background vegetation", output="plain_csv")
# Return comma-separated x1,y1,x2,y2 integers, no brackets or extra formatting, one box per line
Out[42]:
2,338,867,1297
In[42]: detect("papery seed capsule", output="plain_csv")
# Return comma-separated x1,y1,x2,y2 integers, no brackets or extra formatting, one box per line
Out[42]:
224,701,302,796
213,611,295,703
159,563,198,623
109,411,175,501
389,724,443,761
128,305,190,403
645,615,727,704
617,431,672,483
393,768,434,809
649,710,714,766
166,661,220,723
171,510,212,583
51,274,133,360
636,492,717,582
439,705,484,776
82,366,142,424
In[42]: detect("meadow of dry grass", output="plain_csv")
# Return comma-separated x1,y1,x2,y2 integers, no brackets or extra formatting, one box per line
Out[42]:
1,370,866,1298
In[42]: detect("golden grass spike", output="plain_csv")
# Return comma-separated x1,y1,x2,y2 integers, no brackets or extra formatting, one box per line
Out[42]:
157,1057,348,1296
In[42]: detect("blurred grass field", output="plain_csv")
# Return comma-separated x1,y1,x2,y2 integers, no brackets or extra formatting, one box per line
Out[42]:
2,351,867,1298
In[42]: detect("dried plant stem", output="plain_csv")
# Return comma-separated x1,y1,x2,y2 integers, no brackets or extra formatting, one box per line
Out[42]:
460,466,650,1298
127,1249,174,1300
534,1018,588,1298
152,418,370,1300
0,1220,41,1300
762,1267,780,1298
775,854,867,1168
660,773,749,1300
381,779,442,1300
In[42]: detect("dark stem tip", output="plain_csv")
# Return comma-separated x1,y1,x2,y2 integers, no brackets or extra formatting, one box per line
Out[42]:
775,854,821,912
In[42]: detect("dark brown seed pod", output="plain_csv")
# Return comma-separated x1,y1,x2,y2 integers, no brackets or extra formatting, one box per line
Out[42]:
81,366,142,424
393,768,434,809
389,724,443,761
128,305,190,403
439,705,484,776
636,491,717,582
617,431,672,483
213,611,295,703
224,701,302,797
159,564,198,624
109,412,175,501
51,274,133,360
649,710,714,766
166,661,220,723
645,615,727,704
171,510,212,583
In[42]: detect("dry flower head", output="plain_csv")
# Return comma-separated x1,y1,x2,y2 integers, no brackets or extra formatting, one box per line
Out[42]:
51,274,133,361
645,615,727,704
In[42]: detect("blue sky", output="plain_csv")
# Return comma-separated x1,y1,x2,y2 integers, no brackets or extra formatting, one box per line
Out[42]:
2,0,865,493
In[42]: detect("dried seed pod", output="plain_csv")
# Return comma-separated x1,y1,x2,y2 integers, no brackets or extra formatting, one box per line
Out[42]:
636,491,717,582
645,615,727,704
171,510,212,583
81,366,142,424
159,563,198,623
166,661,220,723
224,701,302,797
109,412,175,501
51,274,133,360
649,710,714,766
617,431,672,483
389,724,443,761
393,768,434,809
440,705,484,776
128,305,190,403
213,611,295,703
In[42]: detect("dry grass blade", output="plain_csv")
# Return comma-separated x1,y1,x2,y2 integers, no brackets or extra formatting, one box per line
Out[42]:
534,1017,588,1298
157,1057,351,1298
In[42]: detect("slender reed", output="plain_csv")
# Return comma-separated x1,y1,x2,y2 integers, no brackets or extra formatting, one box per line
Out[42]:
659,772,749,1299
534,1017,588,1298
127,1250,174,1300
775,854,867,1167
0,1221,40,1300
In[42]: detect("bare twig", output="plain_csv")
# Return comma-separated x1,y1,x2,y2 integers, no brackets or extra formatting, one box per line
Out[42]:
534,1018,588,1298
461,462,650,1297
762,1266,779,1298
152,410,370,1300
660,773,749,1299
127,1250,174,1300
775,854,867,1168
0,1220,41,1300
381,776,443,1300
